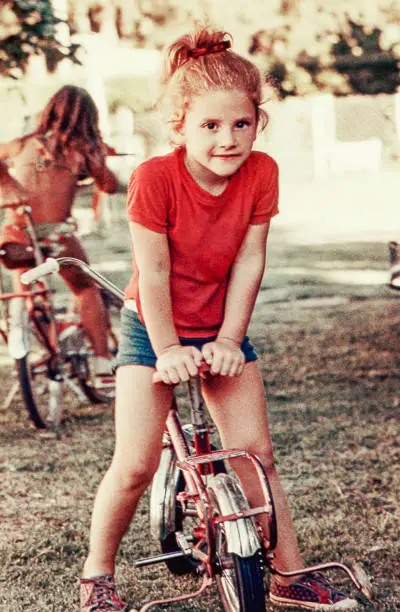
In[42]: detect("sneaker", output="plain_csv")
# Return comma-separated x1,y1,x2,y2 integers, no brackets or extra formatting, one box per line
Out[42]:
95,372,116,390
269,572,358,610
94,357,115,390
80,574,129,611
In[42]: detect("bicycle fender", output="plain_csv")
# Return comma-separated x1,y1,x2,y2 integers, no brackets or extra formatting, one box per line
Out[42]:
150,424,197,541
149,444,181,540
8,326,29,359
8,299,29,359
208,473,261,558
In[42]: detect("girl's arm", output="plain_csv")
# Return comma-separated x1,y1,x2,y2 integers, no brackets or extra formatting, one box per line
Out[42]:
86,143,119,194
0,159,28,208
89,161,119,194
130,222,203,383
130,221,178,352
202,222,270,376
0,138,24,160
219,221,270,342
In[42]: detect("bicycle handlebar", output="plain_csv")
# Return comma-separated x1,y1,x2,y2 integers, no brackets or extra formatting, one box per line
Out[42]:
21,257,60,283
21,256,125,304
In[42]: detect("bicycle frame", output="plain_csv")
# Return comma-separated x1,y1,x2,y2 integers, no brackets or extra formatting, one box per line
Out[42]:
388,240,400,290
140,373,374,610
164,379,277,567
0,203,55,357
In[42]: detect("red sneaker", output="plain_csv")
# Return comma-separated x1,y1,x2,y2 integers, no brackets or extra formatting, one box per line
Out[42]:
80,574,130,611
269,572,358,610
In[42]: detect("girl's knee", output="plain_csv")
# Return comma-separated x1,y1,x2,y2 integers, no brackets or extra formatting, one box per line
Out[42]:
260,453,276,474
231,442,276,475
110,457,158,492
249,445,276,474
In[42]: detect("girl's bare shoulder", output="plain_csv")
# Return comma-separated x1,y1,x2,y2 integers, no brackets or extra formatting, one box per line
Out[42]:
0,135,26,159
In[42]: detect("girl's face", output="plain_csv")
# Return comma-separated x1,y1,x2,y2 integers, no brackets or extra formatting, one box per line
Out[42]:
179,89,257,193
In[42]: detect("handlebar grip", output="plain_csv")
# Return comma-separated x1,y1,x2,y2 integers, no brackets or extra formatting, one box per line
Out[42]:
20,257,60,284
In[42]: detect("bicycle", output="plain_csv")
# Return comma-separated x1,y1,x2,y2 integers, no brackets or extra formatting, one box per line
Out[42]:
22,256,375,611
0,202,121,430
388,241,400,290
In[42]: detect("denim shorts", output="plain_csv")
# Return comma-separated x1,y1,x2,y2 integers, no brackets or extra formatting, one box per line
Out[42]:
114,307,258,369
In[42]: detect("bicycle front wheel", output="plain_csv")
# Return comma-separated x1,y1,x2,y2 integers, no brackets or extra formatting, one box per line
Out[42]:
16,318,116,428
150,436,226,575
208,474,266,612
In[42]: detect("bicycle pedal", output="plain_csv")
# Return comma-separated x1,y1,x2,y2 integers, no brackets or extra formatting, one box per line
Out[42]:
135,549,188,568
175,531,192,555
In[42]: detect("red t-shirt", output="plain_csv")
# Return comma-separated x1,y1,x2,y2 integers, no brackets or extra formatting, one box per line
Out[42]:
125,147,279,337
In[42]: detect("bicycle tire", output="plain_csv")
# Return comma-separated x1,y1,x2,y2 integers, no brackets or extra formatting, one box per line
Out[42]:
17,357,48,429
150,439,226,575
159,467,204,575
208,475,266,612
218,553,265,612
17,312,116,428
16,322,59,429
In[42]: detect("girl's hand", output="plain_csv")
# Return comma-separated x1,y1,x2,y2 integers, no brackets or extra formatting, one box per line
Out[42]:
155,345,203,385
202,337,245,377
103,143,118,156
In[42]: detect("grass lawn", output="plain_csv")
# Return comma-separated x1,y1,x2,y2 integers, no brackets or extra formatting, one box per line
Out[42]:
0,174,399,611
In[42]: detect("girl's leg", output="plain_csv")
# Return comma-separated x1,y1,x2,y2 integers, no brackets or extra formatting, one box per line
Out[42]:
202,361,304,579
58,235,109,357
83,365,173,577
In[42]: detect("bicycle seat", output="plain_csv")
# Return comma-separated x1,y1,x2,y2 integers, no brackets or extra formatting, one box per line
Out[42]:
0,224,35,269
0,200,29,210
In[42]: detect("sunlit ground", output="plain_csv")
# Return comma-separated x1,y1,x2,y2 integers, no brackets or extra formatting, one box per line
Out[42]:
276,170,399,246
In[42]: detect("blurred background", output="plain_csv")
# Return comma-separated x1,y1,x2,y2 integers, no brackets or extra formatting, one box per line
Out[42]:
1,0,399,241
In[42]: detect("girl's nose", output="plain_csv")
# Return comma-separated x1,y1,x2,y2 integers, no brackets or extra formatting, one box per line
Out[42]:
218,127,236,148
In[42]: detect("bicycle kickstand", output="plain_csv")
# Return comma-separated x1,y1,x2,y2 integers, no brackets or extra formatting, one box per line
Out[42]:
138,574,213,612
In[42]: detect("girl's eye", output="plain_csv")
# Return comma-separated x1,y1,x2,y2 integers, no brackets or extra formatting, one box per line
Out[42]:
236,120,250,129
203,122,218,130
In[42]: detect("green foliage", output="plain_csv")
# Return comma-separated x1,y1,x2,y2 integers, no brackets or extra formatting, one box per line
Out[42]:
249,10,400,97
112,0,400,97
0,0,80,79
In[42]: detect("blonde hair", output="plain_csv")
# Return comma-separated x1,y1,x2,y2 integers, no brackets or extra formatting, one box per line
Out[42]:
158,26,268,141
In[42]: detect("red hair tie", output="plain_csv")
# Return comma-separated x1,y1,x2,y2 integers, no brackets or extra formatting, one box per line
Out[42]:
188,40,231,59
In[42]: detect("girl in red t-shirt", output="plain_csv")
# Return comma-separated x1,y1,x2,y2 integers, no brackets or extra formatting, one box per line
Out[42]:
81,27,357,611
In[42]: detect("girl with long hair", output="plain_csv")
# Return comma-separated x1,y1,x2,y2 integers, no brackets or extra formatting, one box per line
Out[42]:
0,85,119,382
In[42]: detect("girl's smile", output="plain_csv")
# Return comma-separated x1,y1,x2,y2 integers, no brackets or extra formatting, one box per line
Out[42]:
179,89,257,194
